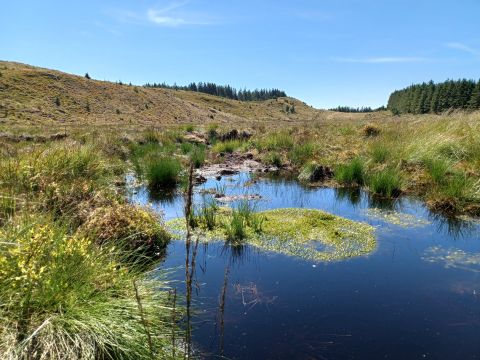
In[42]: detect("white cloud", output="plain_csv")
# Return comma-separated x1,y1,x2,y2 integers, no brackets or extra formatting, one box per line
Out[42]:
147,10,188,26
333,56,429,64
445,42,480,56
110,1,214,27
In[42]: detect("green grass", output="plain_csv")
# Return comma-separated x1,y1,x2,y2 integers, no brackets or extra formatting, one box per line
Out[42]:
224,209,247,242
180,142,194,154
369,142,391,163
264,152,282,167
335,157,366,185
439,172,473,200
212,140,241,154
0,216,181,360
190,145,206,168
198,198,218,230
424,157,450,185
288,143,314,166
141,128,160,143
367,168,402,197
262,132,294,151
146,157,182,189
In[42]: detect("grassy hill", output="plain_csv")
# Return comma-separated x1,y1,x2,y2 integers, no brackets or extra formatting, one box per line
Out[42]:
0,60,349,133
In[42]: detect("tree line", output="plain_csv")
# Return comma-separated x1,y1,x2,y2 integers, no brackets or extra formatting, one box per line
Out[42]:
143,81,287,101
387,79,480,114
329,106,386,113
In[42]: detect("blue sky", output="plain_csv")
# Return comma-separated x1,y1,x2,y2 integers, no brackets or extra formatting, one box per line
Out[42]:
1,0,479,108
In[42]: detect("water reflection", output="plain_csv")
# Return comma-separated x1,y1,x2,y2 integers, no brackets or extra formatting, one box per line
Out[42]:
428,211,479,239
335,187,362,207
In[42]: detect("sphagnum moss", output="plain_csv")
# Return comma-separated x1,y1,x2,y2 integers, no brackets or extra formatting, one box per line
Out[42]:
167,208,376,262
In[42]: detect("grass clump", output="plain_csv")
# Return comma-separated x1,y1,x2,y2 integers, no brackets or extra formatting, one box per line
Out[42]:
212,140,241,154
362,123,380,137
79,203,171,257
367,168,402,197
335,157,365,185
0,218,180,360
289,143,314,166
190,145,206,168
224,209,247,242
0,143,121,223
369,142,391,163
263,152,282,167
198,198,218,230
146,157,182,189
423,157,450,185
262,132,294,151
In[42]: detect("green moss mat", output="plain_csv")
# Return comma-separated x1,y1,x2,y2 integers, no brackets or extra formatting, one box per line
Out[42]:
166,208,376,262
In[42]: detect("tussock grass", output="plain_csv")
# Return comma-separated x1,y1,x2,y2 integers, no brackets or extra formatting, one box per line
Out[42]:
79,203,171,257
263,152,282,167
0,217,180,360
0,136,180,359
261,132,294,151
289,143,314,166
423,157,451,185
212,140,241,154
367,168,402,197
0,143,122,224
190,145,206,168
146,157,182,189
335,157,366,185
370,142,391,163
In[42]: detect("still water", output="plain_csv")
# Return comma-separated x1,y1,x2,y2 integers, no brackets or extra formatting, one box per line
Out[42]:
130,173,480,360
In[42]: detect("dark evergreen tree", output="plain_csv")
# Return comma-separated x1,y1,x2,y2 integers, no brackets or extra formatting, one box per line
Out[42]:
387,79,480,114
143,81,286,101
468,80,480,109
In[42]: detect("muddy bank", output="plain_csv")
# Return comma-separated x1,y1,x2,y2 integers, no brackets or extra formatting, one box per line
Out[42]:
196,152,279,180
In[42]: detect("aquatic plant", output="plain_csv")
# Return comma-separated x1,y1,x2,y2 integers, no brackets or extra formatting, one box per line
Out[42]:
199,198,218,230
423,246,480,273
224,209,247,242
146,157,182,189
167,208,376,262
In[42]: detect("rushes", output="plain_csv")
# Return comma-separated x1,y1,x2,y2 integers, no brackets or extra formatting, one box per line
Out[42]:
212,140,241,154
224,200,264,242
146,157,182,189
335,157,366,185
367,168,402,197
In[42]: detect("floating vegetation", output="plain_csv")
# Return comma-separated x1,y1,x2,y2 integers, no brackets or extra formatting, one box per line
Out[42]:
167,208,376,262
364,208,430,227
423,246,480,273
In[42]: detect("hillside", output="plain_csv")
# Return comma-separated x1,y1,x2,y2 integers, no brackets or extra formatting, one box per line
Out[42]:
0,61,334,132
